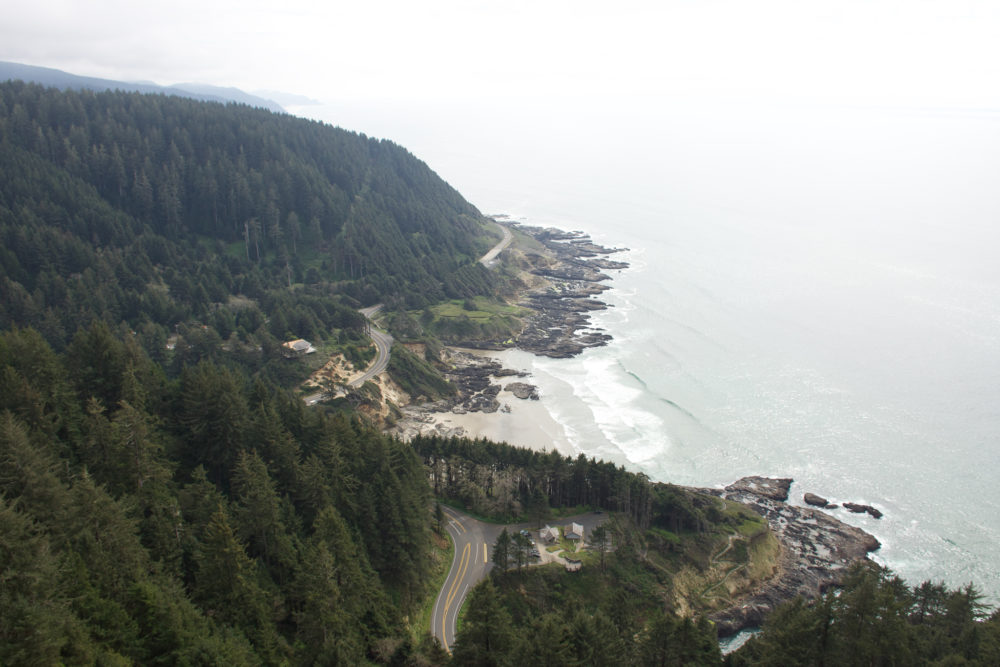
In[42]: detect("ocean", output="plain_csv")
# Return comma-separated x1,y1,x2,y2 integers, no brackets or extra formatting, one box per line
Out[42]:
299,96,1000,603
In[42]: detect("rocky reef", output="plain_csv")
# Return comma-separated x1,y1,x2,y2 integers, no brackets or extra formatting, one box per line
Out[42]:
843,502,884,519
803,492,829,507
387,348,542,439
385,222,628,437
512,225,629,358
704,477,881,637
504,381,540,400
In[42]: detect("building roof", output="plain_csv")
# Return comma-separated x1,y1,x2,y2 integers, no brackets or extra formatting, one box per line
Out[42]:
540,525,560,541
282,339,316,354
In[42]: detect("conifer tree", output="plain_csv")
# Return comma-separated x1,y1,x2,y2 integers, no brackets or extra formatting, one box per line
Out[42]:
451,580,514,666
589,523,611,573
492,528,512,572
0,497,84,664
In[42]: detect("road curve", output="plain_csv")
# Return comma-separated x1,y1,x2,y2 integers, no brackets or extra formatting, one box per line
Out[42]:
348,325,392,388
479,221,513,266
432,507,502,653
303,304,392,405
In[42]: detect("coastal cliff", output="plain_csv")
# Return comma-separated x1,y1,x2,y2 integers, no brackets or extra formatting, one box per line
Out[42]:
702,477,881,636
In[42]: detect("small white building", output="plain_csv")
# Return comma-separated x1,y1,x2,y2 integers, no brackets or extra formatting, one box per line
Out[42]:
540,525,560,543
564,522,584,541
282,339,316,356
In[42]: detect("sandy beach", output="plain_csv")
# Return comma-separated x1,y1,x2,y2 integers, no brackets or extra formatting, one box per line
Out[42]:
391,349,577,456
420,389,574,454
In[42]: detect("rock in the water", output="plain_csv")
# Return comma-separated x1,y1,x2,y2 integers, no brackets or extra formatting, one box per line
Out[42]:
505,382,540,400
725,476,794,502
804,493,829,507
843,502,883,519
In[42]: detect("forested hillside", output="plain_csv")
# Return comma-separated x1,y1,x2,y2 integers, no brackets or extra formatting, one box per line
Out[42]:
0,82,498,376
0,327,440,664
412,434,708,533
0,83,484,663
428,436,1000,666
727,564,1000,666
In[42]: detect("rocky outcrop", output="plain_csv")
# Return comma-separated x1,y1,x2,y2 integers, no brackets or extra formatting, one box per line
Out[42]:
505,382,540,400
843,502,883,519
511,225,628,358
804,492,829,507
387,349,534,438
434,350,526,414
725,476,793,501
705,477,880,637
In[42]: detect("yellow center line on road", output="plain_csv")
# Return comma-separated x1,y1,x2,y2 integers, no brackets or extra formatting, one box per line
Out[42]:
441,541,471,653
442,508,466,533
444,543,470,613
484,542,488,563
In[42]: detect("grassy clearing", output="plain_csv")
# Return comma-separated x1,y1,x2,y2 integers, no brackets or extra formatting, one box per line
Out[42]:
647,526,682,545
744,530,781,585
224,239,245,259
719,497,769,538
418,297,531,344
430,297,528,321
503,226,547,255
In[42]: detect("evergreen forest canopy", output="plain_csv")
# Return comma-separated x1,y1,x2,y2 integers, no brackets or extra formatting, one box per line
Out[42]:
0,326,439,664
0,81,500,378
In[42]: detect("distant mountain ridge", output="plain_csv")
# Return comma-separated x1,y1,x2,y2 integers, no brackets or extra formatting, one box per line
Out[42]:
0,60,286,113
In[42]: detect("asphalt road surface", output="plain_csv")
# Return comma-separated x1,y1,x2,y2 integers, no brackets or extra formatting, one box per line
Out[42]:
479,221,513,267
347,325,392,388
432,507,503,653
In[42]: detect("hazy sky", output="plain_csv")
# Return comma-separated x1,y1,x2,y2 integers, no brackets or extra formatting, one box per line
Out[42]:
3,0,1000,108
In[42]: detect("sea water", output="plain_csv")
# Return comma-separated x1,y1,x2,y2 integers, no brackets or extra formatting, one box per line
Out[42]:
301,98,1000,603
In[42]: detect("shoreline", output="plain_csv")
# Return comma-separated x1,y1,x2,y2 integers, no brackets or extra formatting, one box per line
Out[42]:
385,221,880,637
388,348,574,455
387,221,627,450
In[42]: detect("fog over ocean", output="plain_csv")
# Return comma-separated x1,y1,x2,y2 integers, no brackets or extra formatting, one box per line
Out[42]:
303,97,1000,602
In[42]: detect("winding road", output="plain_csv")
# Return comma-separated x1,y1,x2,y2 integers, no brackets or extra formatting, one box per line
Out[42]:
350,305,392,387
303,304,392,405
432,507,503,653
